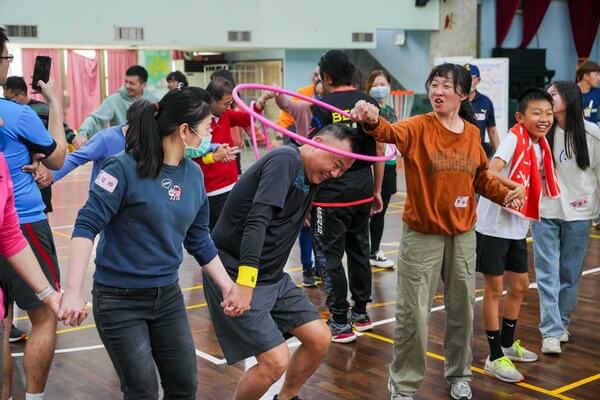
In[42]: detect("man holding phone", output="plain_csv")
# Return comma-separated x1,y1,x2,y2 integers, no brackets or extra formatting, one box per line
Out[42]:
73,65,157,148
0,27,67,400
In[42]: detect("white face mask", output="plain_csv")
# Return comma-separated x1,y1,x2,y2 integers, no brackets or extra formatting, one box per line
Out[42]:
370,86,390,101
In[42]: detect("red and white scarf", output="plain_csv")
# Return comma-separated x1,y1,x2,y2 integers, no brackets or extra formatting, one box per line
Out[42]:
506,123,560,221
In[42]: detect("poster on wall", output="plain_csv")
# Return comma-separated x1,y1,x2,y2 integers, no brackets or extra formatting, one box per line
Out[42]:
434,56,510,140
142,50,171,97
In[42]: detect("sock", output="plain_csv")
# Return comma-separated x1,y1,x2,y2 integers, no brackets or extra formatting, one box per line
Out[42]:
486,330,503,361
501,318,518,348
353,303,367,315
26,393,44,400
332,313,347,325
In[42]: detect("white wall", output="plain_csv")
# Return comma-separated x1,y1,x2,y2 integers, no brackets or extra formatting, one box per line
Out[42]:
1,0,439,50
368,29,431,93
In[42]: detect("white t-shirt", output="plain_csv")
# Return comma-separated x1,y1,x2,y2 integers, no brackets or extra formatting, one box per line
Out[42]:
476,134,542,240
540,120,600,221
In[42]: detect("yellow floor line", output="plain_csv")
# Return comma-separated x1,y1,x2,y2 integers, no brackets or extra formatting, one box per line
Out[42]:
361,331,575,400
551,372,600,394
51,230,71,239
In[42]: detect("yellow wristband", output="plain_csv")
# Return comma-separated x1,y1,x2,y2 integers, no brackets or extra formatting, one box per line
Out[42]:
201,153,215,164
236,266,258,288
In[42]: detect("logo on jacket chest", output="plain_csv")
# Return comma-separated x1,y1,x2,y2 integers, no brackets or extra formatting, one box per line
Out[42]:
161,178,182,201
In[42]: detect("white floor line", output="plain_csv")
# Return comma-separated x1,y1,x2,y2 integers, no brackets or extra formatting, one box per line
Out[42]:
14,268,598,364
195,349,227,365
11,344,105,357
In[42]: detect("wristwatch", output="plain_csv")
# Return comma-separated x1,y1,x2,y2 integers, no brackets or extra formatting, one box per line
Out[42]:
35,286,55,301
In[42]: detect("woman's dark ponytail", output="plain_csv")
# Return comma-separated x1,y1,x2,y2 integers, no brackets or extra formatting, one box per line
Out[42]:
125,100,163,179
125,87,212,179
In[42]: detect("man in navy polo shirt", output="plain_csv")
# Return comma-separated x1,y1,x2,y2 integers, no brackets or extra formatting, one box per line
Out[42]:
465,63,499,158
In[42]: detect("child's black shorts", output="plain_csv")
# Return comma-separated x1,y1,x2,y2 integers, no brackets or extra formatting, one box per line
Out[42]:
476,232,528,276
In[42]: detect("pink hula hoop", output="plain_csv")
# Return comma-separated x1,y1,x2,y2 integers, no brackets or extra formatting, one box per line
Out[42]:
232,83,395,162
249,101,272,160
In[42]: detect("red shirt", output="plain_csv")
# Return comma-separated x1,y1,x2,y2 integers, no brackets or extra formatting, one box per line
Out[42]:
194,107,257,194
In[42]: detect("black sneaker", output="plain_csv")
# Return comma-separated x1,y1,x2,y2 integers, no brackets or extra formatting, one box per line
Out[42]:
273,395,301,400
302,271,317,287
9,325,28,343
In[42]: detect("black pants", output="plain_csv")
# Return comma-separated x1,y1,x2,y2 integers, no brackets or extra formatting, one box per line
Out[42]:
93,281,197,400
369,194,392,255
208,191,230,231
41,186,52,213
370,164,397,255
312,202,372,323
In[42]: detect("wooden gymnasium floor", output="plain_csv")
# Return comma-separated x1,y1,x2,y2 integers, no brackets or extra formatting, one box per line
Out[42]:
7,152,600,400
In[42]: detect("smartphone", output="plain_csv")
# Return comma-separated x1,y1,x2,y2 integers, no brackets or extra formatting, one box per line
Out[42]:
31,56,51,92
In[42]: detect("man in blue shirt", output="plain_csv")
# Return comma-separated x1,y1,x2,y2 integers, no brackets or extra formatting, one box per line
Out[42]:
465,63,500,158
0,27,67,400
576,60,600,124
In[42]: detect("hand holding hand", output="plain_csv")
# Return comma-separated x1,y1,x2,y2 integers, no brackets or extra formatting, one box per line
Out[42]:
57,290,87,327
220,284,252,318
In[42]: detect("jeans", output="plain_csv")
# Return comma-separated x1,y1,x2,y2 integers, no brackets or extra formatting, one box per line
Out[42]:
299,226,313,273
93,281,197,400
531,218,592,338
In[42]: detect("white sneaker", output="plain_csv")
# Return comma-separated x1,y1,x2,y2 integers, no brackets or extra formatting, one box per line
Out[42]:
560,330,570,343
541,337,561,354
450,381,472,400
370,250,394,268
502,340,538,362
484,356,525,383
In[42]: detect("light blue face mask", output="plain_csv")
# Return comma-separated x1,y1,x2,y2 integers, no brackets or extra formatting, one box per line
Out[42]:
369,86,390,101
184,128,212,158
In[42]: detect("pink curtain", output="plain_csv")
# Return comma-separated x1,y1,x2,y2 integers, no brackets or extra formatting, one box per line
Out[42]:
66,50,101,129
107,50,138,94
21,49,63,103
519,0,552,48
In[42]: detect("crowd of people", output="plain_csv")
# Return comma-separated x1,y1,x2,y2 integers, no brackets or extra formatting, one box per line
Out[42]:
1,24,599,400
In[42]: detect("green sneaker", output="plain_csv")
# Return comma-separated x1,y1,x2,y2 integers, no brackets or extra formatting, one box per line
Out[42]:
502,340,538,362
484,356,524,383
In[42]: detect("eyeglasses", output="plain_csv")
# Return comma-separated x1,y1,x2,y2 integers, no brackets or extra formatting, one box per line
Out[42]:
0,54,14,63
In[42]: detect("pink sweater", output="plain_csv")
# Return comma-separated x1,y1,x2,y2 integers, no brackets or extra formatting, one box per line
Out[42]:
0,153,28,318
275,94,313,136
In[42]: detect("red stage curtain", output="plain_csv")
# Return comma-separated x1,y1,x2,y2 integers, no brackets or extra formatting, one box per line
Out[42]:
496,0,521,47
568,0,600,59
519,0,551,48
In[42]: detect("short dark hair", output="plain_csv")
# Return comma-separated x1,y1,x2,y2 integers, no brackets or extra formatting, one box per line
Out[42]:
210,69,236,86
166,71,188,87
4,76,27,94
126,65,149,83
312,123,358,153
319,50,355,87
516,87,553,113
575,60,600,82
206,76,234,101
0,27,7,56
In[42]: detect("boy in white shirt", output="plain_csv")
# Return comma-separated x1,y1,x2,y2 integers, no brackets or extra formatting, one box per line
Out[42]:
476,88,559,382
